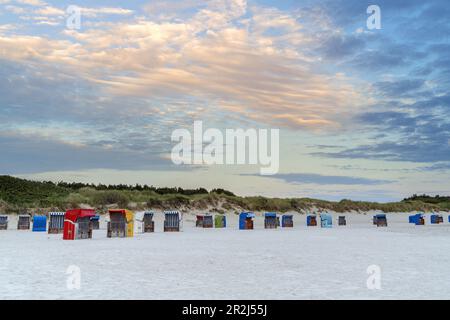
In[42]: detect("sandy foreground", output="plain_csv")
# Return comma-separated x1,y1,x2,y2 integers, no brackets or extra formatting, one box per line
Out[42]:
1,212,449,300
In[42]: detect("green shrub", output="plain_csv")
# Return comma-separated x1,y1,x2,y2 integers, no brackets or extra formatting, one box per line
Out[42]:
93,191,129,207
1,175,449,213
64,193,88,208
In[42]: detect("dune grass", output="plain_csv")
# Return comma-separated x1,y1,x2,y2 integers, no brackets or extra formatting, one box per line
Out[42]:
0,175,448,213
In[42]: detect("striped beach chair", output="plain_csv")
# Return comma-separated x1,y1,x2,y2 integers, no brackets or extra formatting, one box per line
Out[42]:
48,212,65,234
164,211,181,232
0,215,8,230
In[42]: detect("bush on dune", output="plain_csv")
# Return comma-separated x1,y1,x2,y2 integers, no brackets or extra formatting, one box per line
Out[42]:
1,176,449,213
93,190,130,207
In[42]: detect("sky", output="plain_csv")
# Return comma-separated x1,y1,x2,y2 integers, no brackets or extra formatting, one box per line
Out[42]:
0,0,449,202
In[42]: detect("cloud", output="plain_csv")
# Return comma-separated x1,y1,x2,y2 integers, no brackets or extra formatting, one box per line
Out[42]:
0,24,16,33
5,5,26,14
15,0,46,6
411,94,450,110
316,140,450,163
311,0,431,29
79,7,134,18
143,0,206,18
34,5,64,16
373,79,425,97
350,49,411,71
419,162,450,172
0,1,364,131
314,111,450,163
0,131,185,174
242,173,393,185
320,34,365,59
3,2,134,26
